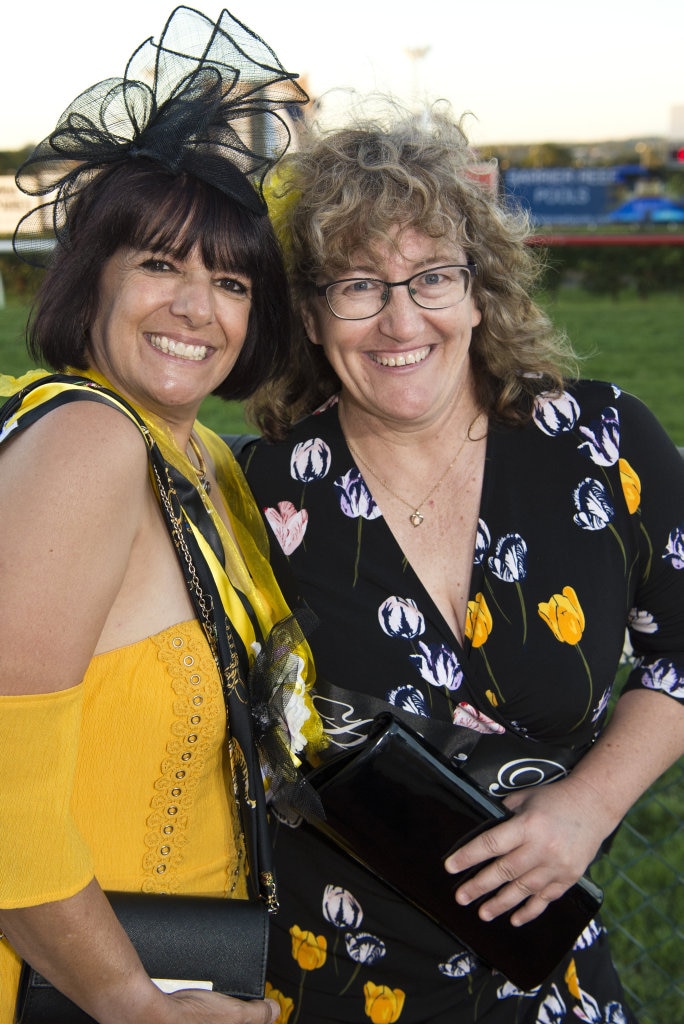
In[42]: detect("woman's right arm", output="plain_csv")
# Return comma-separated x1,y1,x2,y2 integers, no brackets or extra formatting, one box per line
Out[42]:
0,402,278,1024
0,882,277,1024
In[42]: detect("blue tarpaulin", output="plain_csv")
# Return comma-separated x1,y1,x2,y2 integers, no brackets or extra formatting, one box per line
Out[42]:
606,196,684,223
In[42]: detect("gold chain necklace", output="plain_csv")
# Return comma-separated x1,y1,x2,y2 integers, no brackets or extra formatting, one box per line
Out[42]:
187,432,211,494
347,418,481,527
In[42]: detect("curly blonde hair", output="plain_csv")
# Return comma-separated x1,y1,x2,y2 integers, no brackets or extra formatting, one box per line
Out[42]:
247,98,577,440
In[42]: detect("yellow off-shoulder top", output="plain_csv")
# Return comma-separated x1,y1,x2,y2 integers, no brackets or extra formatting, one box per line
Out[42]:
0,619,246,1022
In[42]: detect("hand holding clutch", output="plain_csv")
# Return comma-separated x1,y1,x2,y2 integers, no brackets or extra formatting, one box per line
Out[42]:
447,768,613,928
307,713,602,990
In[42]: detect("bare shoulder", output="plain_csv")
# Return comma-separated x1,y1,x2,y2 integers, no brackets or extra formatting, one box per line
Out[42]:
0,398,155,693
2,392,149,457
1,397,150,502
0,396,152,607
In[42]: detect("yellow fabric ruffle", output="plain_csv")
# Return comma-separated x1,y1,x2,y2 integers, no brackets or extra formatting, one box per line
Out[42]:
0,369,48,397
0,685,94,906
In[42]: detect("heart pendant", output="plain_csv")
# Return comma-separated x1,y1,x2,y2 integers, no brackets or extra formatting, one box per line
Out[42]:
409,511,424,527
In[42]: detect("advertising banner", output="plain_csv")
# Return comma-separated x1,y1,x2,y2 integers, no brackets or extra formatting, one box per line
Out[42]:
503,167,622,225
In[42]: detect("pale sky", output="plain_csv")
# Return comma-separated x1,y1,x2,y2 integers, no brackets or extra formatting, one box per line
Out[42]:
2,0,682,151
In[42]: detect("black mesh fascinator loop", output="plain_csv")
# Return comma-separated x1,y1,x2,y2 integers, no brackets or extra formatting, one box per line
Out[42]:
13,5,308,265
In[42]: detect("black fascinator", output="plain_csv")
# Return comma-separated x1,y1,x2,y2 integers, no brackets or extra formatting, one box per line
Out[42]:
13,5,308,266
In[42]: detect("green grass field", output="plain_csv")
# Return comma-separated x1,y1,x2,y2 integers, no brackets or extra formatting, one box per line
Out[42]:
544,290,684,446
1,288,683,1019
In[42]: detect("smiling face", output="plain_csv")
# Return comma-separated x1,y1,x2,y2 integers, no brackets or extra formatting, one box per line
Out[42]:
87,244,252,436
302,227,482,433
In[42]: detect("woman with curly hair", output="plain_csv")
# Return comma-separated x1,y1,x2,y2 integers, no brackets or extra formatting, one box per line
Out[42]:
239,99,684,1023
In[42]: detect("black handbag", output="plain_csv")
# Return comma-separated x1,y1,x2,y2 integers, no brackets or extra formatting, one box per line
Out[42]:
15,893,268,1023
307,712,603,991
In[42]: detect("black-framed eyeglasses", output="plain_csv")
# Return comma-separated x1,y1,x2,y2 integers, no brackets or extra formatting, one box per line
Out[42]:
314,263,477,320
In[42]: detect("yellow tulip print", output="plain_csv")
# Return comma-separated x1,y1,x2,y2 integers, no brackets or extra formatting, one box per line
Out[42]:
465,592,493,648
363,981,406,1023
539,586,594,730
564,958,582,1000
290,924,328,970
465,593,504,703
619,458,641,515
265,982,295,1023
621,457,653,576
290,925,328,1024
538,586,585,645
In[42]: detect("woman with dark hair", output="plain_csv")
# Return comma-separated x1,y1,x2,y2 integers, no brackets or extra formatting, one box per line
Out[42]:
0,9,322,1024
240,100,684,1023
28,161,292,399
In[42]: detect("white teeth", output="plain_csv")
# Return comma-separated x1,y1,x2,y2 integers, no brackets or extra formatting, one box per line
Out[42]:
370,346,430,367
148,334,207,361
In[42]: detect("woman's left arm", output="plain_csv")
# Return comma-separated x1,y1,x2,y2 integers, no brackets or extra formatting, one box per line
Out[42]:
446,687,684,924
448,394,684,923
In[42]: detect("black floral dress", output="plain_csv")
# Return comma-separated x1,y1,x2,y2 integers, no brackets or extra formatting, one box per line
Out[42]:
241,380,684,1024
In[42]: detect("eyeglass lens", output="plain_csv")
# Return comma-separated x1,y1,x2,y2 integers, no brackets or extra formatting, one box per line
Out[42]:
325,265,472,319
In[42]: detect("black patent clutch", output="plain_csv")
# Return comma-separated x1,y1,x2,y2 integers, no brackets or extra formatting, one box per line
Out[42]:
14,893,268,1024
307,713,602,990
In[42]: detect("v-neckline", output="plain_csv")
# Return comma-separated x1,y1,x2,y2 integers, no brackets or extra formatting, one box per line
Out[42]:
333,405,493,659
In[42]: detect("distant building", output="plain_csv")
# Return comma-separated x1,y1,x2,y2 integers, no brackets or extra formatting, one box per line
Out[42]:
669,105,684,139
0,175,39,237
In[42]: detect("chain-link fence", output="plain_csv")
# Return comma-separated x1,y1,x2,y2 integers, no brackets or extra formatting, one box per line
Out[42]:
592,759,683,1023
